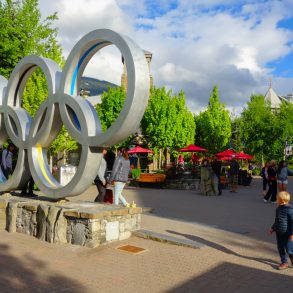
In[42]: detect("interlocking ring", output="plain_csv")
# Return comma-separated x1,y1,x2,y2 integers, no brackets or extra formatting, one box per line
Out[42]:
0,29,150,199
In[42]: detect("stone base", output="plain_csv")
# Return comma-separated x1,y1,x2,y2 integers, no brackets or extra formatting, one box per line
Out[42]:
164,179,200,190
0,194,141,248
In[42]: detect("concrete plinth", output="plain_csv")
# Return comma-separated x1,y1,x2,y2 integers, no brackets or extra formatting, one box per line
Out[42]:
0,194,141,248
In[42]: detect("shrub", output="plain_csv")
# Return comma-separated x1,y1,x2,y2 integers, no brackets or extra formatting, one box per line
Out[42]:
131,168,141,179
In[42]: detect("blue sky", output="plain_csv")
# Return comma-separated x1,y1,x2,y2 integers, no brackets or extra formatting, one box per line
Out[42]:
39,0,293,112
268,17,293,78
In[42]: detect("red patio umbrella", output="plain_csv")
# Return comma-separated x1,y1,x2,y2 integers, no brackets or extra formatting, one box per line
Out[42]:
128,146,153,154
236,151,254,160
218,156,232,161
178,144,206,152
128,146,153,170
216,149,238,158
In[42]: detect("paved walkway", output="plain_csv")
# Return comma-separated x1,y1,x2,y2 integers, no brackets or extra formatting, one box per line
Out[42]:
0,178,293,292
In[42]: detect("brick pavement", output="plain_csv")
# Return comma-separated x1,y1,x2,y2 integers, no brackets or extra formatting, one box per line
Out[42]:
0,177,292,292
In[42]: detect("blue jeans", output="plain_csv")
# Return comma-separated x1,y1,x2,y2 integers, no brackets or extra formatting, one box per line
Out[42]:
276,233,293,264
113,182,128,206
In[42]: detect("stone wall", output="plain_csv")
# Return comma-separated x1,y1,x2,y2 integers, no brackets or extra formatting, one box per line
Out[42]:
164,179,200,190
0,195,141,248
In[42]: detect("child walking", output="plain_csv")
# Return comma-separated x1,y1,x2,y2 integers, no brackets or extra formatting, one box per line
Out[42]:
269,191,293,270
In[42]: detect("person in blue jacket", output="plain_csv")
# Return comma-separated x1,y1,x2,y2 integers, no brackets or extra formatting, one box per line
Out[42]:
269,191,293,270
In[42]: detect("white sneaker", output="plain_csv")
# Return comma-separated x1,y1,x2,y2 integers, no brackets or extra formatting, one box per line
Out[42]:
263,199,268,203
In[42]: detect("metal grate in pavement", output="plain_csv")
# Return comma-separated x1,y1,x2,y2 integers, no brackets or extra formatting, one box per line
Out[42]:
116,245,147,254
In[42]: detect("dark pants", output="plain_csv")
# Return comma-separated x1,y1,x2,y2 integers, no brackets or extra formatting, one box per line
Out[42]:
276,233,293,264
262,177,268,191
216,174,222,195
2,168,11,180
94,180,106,202
21,177,35,195
264,180,277,202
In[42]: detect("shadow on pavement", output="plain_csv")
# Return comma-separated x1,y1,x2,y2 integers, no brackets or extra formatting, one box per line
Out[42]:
167,262,293,293
166,230,279,269
0,243,85,292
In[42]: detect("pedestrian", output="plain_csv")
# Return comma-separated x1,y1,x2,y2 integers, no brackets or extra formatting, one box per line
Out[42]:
1,143,15,179
229,156,239,193
21,176,36,197
261,161,270,196
109,147,130,207
277,160,288,192
211,157,222,195
264,160,277,203
178,154,184,167
94,148,108,202
269,191,293,270
191,153,198,167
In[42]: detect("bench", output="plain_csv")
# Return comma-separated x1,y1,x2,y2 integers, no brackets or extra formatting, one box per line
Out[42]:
138,173,166,183
138,173,166,188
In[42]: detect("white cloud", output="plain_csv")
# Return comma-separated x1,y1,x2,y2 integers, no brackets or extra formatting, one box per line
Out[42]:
49,0,133,55
39,0,293,113
158,63,201,83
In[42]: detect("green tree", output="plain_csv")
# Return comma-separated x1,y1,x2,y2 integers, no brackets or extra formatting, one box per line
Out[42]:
238,94,278,162
141,87,195,154
95,86,133,149
230,117,244,153
96,86,125,131
272,101,293,161
0,0,70,156
171,91,196,152
0,0,63,78
195,85,231,154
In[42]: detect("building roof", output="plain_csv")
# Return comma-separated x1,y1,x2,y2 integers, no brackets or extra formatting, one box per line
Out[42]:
264,86,282,109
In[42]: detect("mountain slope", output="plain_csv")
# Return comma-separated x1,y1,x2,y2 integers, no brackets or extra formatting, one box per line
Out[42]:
80,76,118,96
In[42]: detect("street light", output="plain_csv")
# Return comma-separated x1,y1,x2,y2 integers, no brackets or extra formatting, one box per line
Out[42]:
284,135,293,160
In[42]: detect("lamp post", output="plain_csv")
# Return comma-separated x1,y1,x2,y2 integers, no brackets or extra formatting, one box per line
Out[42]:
284,135,293,160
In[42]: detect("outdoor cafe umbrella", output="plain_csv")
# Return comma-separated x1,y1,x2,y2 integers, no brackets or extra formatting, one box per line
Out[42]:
128,146,153,169
128,146,153,154
216,149,238,158
236,151,254,160
178,144,206,152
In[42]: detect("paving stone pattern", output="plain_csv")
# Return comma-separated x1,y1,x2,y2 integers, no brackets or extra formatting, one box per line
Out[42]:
0,178,293,292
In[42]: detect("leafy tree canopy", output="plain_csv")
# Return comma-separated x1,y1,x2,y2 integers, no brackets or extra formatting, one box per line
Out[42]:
195,85,231,154
141,87,196,154
0,0,68,155
237,94,293,162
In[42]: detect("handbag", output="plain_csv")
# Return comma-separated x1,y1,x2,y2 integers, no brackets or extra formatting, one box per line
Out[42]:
104,188,113,204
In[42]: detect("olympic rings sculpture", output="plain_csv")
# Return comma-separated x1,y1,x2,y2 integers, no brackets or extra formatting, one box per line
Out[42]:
0,29,150,199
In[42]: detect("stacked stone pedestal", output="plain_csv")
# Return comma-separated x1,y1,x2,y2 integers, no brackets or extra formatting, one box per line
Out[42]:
0,194,141,248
